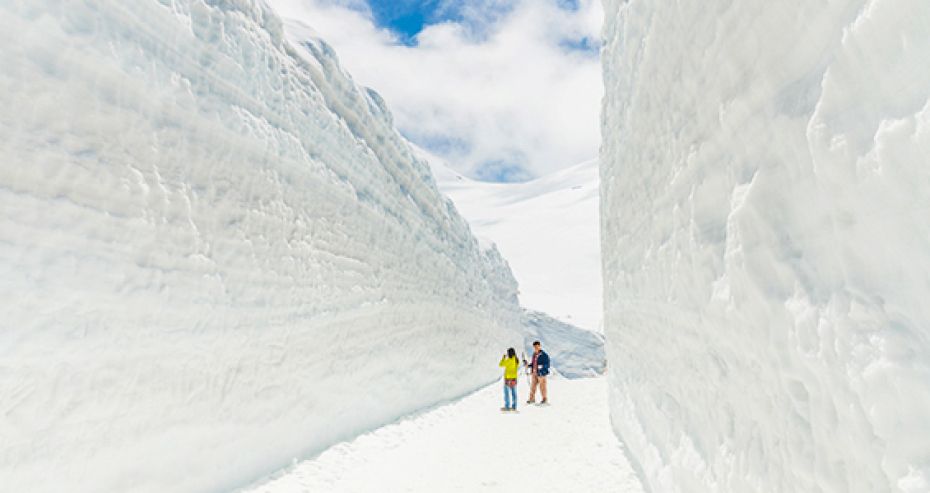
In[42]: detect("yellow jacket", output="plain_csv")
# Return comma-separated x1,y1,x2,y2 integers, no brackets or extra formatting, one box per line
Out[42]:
499,356,520,379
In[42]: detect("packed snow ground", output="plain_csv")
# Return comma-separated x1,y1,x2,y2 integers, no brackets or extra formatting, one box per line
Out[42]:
243,377,643,493
430,156,603,331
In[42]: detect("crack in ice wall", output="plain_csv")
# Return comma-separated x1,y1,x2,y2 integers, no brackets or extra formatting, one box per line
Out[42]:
0,1,522,491
600,0,930,491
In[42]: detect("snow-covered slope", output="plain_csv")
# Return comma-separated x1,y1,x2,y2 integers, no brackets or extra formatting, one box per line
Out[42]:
432,156,603,331
601,1,930,491
0,2,522,492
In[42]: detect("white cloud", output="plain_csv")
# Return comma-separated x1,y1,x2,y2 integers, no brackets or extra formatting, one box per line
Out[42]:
269,0,603,181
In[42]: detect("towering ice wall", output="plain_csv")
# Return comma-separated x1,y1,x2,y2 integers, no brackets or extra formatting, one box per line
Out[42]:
0,1,521,491
601,1,930,491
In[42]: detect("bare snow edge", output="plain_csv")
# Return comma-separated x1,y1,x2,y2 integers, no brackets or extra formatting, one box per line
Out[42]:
0,1,524,492
601,0,930,491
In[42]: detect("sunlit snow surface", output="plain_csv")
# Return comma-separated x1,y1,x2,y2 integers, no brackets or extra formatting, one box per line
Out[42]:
601,0,930,491
0,1,522,492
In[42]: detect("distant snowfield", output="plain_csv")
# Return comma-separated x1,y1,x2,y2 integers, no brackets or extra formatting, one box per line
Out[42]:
242,377,643,493
429,155,603,331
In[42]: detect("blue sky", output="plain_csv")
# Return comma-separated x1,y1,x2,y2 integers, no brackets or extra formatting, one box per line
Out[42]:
366,1,456,45
366,0,593,50
363,0,521,45
365,1,440,45
272,0,603,181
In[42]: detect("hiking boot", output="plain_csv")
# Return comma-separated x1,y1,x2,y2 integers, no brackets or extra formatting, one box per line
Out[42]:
526,399,536,404
500,407,510,411
540,398,548,405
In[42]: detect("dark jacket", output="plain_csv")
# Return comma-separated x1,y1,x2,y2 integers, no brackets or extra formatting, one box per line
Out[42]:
532,350,551,377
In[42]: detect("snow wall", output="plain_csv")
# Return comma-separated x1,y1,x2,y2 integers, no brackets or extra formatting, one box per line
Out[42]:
0,1,522,492
601,1,930,491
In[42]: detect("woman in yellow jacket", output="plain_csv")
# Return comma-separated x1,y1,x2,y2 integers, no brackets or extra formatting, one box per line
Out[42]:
499,347,520,412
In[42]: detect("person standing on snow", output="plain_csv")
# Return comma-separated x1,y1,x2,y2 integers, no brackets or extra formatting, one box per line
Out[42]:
499,348,520,412
524,341,550,405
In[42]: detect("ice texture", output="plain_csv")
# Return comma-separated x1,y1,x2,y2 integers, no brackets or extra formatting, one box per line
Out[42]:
601,0,930,491
0,1,521,492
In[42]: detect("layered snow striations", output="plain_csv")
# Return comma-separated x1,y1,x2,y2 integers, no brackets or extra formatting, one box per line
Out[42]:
0,1,521,492
601,0,930,491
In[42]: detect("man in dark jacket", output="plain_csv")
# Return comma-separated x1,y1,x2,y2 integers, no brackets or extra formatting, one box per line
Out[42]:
525,340,550,404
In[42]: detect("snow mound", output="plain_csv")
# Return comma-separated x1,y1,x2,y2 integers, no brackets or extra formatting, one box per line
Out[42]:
601,0,930,491
522,310,606,379
0,1,521,492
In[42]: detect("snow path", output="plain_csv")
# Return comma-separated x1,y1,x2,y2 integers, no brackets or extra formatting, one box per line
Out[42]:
242,377,644,492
